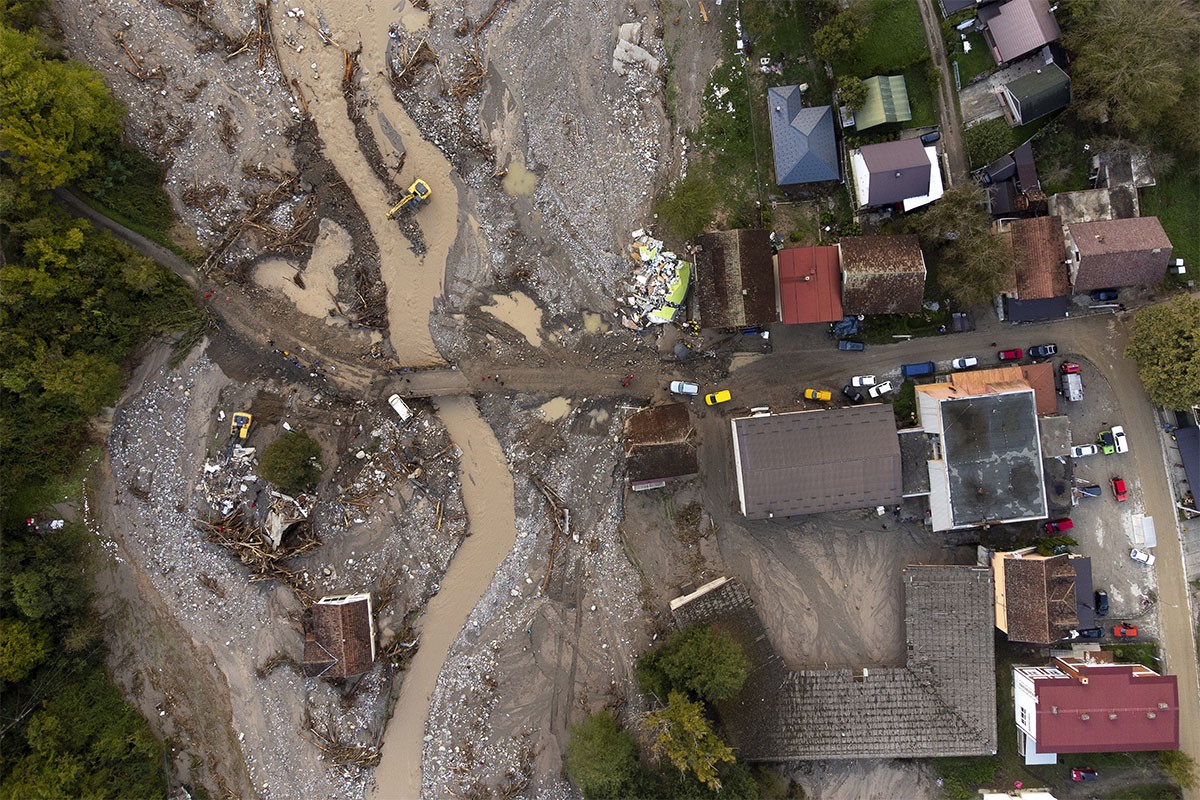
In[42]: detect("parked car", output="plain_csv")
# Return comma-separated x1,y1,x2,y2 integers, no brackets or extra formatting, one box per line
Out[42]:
900,361,936,378
669,380,699,396
1097,431,1116,455
998,348,1023,361
1071,443,1100,458
1077,484,1102,498
951,356,978,370
851,375,877,387
1071,628,1105,639
867,381,894,398
1045,518,1074,533
705,390,732,406
1061,361,1082,374
804,388,832,402
1090,289,1119,302
1113,622,1138,638
1111,477,1129,502
1072,767,1100,781
1130,548,1156,566
842,385,865,404
838,339,865,351
919,130,941,145
1112,425,1129,453
1094,590,1109,617
1029,343,1058,359
387,393,414,422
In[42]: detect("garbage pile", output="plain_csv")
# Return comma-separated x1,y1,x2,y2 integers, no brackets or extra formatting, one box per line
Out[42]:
620,228,692,330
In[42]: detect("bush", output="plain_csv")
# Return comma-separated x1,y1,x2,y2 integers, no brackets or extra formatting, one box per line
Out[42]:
964,117,1013,168
1159,750,1197,790
654,174,719,241
636,625,749,703
258,432,323,494
837,76,868,112
564,712,641,799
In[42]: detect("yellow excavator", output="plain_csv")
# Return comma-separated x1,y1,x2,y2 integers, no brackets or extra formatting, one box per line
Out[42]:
230,412,253,441
387,179,431,218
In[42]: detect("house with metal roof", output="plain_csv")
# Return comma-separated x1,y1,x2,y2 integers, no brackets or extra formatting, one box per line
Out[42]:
730,405,902,520
671,568,998,760
694,229,778,328
850,138,944,210
302,593,376,679
838,234,927,315
776,246,843,325
997,215,1070,322
991,549,1094,644
979,0,1061,65
1066,217,1173,291
767,86,840,186
1002,64,1070,126
853,75,912,131
1014,654,1180,764
915,379,1048,531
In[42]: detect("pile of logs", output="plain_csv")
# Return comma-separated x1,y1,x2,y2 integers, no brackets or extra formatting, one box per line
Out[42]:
195,508,320,604
300,708,381,768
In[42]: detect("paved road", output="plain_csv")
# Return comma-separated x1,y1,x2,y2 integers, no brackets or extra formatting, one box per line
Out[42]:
916,0,969,183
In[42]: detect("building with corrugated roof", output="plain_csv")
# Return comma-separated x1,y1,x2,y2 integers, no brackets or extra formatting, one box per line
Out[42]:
838,234,927,315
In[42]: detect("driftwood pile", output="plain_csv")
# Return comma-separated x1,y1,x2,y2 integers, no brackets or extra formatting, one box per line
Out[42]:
532,475,570,594
195,507,320,604
300,708,381,768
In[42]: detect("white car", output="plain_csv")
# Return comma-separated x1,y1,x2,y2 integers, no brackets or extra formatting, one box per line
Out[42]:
669,380,699,396
1130,548,1156,566
867,381,894,398
951,356,979,370
1071,443,1100,458
388,393,413,421
1112,425,1129,453
851,375,877,387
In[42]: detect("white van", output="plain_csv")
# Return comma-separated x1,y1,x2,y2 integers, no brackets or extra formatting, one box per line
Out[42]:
388,393,413,421
1063,373,1082,402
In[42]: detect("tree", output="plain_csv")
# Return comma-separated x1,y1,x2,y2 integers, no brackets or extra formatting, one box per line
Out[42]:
563,712,641,799
813,6,867,63
0,25,123,190
636,625,749,703
837,76,868,112
963,118,1013,169
0,618,50,683
643,692,735,791
1062,0,1200,151
258,431,324,494
912,184,1015,309
1125,294,1200,410
1159,750,1198,790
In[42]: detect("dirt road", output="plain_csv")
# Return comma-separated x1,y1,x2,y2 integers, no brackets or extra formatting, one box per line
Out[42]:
916,0,969,183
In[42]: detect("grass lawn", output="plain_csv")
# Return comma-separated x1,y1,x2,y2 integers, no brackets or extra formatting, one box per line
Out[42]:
834,0,928,77
902,65,940,129
1031,113,1094,195
953,31,993,85
1140,170,1200,273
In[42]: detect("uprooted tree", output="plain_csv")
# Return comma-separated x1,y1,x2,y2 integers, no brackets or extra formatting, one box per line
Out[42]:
1125,294,1200,410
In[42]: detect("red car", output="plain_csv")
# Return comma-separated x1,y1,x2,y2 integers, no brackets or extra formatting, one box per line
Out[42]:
1045,518,1074,533
998,348,1023,361
1113,622,1138,638
1061,362,1081,374
1072,768,1099,781
1111,477,1129,502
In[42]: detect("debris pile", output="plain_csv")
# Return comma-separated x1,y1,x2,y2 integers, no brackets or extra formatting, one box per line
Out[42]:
612,22,660,75
620,228,692,330
195,507,321,604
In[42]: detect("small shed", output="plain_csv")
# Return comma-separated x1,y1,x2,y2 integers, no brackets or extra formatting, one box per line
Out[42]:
854,75,912,131
1002,64,1071,126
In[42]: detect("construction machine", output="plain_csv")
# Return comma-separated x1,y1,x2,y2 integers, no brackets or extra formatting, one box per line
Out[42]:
386,179,431,218
230,412,253,441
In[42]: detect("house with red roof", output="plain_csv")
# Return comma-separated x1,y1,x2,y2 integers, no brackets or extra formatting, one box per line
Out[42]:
1013,654,1179,765
776,246,842,325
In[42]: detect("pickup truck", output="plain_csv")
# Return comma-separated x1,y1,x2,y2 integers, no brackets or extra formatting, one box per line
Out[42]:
901,361,936,378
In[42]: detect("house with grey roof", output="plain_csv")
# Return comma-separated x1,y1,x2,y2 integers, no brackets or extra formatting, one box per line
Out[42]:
853,75,912,131
1066,217,1173,291
850,138,944,211
1002,64,1070,125
838,234,927,315
730,405,902,520
979,0,1061,65
671,569,997,760
767,86,839,186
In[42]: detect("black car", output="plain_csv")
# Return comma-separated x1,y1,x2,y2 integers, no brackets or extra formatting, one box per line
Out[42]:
842,385,865,404
1028,343,1058,359
919,130,941,146
1095,590,1109,617
1075,627,1105,638
1090,288,1119,302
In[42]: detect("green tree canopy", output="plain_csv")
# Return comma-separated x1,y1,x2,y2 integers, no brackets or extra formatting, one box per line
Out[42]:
0,618,50,682
813,5,868,63
0,25,123,190
258,431,324,494
837,76,868,112
911,183,1014,309
563,711,642,799
643,691,736,791
1125,294,1200,410
636,624,750,704
963,117,1013,169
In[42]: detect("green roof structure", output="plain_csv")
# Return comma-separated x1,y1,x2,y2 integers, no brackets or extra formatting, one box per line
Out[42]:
1001,64,1071,125
853,75,912,131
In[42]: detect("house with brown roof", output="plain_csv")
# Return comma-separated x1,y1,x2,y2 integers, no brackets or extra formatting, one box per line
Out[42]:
849,139,944,211
1014,654,1179,764
302,593,376,679
998,216,1070,322
992,549,1093,644
979,0,1061,65
838,235,927,315
624,403,698,491
671,568,997,760
694,229,777,328
776,246,843,325
1066,217,1172,292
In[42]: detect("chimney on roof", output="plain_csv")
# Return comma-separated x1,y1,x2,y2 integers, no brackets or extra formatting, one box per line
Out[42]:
1081,713,1090,721
775,106,782,112
1148,712,1157,719
895,172,902,178
1159,702,1170,710
1051,706,1058,715
1109,713,1118,720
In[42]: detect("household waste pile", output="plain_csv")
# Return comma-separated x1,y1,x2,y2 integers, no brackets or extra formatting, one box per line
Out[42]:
620,228,692,330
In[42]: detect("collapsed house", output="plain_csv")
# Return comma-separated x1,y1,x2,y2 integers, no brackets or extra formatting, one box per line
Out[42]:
620,229,692,329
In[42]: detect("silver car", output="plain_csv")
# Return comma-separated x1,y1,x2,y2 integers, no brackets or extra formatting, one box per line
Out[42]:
669,380,699,396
